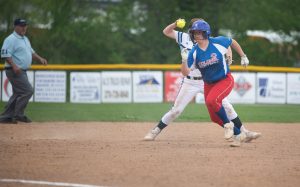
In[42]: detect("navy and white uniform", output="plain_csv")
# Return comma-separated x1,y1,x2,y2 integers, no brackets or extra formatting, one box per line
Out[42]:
175,31,202,80
160,32,237,125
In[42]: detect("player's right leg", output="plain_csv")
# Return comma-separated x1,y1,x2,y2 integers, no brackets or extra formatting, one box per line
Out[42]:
144,81,199,141
222,98,261,143
204,74,247,145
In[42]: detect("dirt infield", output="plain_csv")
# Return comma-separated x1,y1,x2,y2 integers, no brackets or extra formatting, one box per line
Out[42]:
0,122,299,187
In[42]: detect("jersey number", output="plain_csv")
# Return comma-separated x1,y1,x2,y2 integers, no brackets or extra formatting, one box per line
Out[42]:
1,49,8,55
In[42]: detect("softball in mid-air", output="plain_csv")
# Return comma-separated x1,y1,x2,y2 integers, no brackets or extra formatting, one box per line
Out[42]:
176,19,186,29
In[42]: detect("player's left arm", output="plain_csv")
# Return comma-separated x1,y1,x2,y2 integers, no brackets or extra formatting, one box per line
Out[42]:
32,53,48,65
230,39,249,67
230,39,245,57
180,48,192,76
181,60,190,76
226,46,233,65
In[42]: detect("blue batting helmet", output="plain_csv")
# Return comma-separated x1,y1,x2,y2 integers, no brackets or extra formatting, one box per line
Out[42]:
189,20,211,40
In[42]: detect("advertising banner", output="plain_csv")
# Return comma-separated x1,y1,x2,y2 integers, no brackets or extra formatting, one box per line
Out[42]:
34,71,66,103
164,71,183,102
256,73,286,104
70,72,101,103
287,73,300,104
101,71,132,103
228,72,256,104
2,71,34,102
133,71,163,103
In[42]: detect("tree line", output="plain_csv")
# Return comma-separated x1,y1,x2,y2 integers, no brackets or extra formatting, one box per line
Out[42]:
0,0,299,67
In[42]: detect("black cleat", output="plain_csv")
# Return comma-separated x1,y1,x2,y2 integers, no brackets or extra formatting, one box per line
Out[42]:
15,116,32,123
0,117,18,124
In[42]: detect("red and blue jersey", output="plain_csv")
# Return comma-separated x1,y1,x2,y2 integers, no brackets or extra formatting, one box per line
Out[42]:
187,36,232,83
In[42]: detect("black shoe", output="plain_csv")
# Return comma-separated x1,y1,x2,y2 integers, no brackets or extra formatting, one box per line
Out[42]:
15,116,32,123
0,117,18,124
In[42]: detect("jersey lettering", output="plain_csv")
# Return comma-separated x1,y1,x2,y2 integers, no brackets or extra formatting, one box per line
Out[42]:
197,53,219,68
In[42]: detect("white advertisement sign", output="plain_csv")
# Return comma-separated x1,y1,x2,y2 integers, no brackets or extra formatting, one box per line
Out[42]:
133,71,163,103
101,71,132,103
70,72,101,103
34,71,66,103
256,73,286,104
228,72,256,104
2,71,34,102
287,73,300,104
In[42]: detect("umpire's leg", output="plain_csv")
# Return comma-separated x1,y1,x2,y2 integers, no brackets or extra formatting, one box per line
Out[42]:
10,70,33,118
0,69,19,118
0,92,18,118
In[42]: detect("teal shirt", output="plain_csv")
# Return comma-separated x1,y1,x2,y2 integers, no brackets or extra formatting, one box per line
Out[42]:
1,31,35,70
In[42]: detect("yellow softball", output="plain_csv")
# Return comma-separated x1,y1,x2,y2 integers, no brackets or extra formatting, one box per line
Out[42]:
176,19,186,29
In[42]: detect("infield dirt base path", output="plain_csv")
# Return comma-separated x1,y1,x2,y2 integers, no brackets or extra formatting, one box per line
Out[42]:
0,122,299,187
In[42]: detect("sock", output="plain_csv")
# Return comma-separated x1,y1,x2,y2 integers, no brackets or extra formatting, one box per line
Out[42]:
233,126,241,135
231,116,242,130
157,120,167,130
216,106,230,124
240,125,249,133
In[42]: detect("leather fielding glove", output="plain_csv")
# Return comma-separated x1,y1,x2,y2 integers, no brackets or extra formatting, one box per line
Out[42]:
241,54,249,67
181,48,188,63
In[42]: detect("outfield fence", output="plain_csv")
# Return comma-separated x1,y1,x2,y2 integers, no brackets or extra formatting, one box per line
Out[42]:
0,64,299,104
0,64,298,72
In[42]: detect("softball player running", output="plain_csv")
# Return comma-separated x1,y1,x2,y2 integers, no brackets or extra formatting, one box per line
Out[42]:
183,19,254,146
144,18,261,146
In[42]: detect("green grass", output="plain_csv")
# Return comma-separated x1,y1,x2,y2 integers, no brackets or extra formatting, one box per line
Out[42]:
0,102,300,123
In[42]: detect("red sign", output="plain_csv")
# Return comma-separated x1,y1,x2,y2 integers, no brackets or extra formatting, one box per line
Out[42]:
164,71,183,102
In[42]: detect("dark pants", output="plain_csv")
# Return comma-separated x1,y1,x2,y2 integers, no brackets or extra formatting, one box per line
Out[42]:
0,69,33,119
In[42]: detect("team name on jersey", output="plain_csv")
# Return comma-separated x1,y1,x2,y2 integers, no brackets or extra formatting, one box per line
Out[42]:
197,53,219,68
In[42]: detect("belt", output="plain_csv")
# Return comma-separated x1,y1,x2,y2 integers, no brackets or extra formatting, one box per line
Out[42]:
186,76,202,80
4,67,27,71
4,67,13,70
